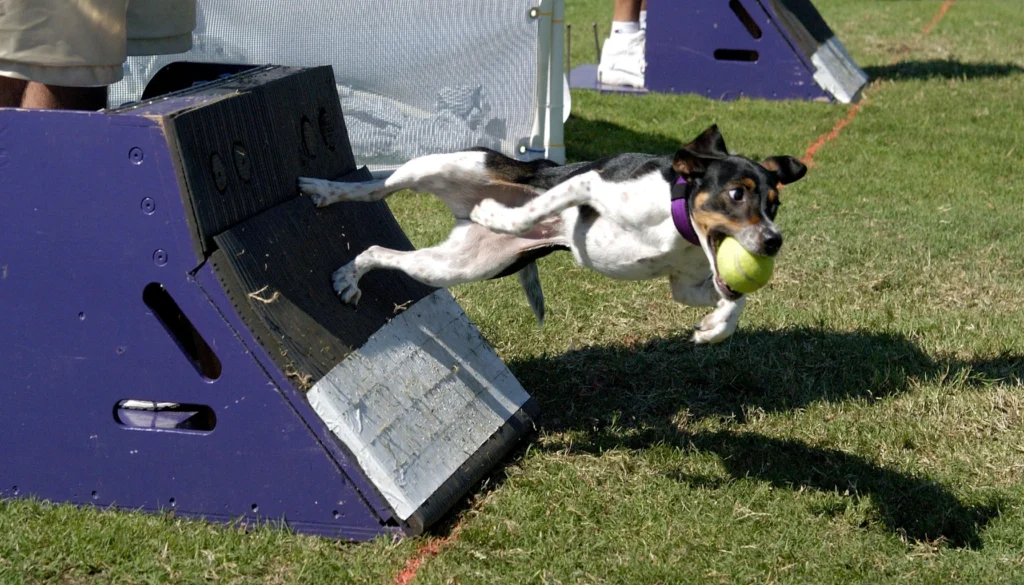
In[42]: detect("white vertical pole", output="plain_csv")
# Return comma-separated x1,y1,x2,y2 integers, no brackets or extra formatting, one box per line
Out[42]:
529,0,552,160
546,0,566,164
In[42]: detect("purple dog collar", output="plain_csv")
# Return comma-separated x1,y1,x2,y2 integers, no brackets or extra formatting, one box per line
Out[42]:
671,177,701,247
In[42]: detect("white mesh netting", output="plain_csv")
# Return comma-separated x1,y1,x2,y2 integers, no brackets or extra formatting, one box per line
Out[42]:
110,0,543,171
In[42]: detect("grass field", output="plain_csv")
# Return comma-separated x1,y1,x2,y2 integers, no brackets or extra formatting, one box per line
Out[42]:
4,1,1024,583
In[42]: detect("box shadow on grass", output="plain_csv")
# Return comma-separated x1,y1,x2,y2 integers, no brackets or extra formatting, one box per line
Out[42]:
865,59,1024,82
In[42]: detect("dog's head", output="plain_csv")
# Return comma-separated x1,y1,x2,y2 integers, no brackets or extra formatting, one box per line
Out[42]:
674,125,807,300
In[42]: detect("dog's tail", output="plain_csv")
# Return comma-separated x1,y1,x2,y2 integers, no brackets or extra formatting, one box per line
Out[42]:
517,261,545,326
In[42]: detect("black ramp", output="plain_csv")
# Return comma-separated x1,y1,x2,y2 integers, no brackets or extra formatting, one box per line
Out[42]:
765,0,835,57
162,65,354,258
212,166,435,387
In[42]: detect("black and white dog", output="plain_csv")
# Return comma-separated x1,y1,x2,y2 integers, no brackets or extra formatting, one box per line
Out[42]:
298,125,806,344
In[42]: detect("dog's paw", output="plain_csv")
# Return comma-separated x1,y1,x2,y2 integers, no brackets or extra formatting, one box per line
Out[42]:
691,297,745,345
298,177,338,208
470,199,523,234
691,309,739,344
692,319,733,344
332,262,362,305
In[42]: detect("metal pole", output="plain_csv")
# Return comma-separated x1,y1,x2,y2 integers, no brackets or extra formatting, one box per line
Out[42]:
528,0,553,160
566,23,572,86
547,0,566,164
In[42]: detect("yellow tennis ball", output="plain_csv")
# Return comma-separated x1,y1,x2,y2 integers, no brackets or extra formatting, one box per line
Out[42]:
716,236,775,294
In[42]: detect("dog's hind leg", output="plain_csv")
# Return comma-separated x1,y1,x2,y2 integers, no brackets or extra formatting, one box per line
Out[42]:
332,221,560,306
299,151,492,208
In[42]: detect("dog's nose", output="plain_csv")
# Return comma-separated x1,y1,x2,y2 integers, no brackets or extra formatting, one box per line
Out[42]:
762,231,783,256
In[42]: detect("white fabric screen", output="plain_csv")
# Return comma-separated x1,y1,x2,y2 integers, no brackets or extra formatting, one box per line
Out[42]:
110,0,543,171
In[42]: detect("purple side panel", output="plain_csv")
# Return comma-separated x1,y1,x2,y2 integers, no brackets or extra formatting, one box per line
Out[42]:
643,0,827,101
0,108,396,541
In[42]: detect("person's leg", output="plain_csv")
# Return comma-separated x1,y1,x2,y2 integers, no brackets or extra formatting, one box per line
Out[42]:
0,0,128,109
1,75,106,110
21,83,107,110
613,0,642,24
598,0,646,88
0,82,118,114
0,0,195,111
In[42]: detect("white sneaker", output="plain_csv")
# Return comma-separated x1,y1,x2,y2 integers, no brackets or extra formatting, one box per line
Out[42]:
597,30,646,88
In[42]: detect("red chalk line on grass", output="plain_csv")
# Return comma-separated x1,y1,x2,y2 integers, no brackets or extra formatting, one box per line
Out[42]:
392,528,461,585
801,0,955,168
802,101,863,168
924,0,956,36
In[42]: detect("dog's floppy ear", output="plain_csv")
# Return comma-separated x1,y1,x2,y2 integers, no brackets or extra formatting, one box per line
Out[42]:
673,125,730,176
761,156,808,185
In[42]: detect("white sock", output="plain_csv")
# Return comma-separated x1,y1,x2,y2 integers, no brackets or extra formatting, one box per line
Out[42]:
611,20,640,35
640,10,647,30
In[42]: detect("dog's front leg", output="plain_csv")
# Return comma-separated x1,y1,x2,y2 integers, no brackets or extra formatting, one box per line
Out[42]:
670,274,745,344
470,171,597,234
691,296,745,344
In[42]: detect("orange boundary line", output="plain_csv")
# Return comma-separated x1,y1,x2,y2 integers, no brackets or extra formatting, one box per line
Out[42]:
923,0,956,36
801,101,863,168
391,528,461,585
801,0,955,168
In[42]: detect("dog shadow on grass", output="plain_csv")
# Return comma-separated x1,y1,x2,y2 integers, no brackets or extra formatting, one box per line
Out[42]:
865,59,1024,82
507,327,1022,549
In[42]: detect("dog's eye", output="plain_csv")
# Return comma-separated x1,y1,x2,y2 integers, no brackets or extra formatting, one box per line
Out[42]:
728,188,743,202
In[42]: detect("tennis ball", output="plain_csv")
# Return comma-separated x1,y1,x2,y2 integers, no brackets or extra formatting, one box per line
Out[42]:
716,236,774,294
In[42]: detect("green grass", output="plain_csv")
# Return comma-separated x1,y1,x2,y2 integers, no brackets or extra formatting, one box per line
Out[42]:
4,1,1024,583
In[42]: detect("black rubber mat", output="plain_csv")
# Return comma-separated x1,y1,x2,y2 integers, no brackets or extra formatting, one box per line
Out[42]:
212,166,435,387
765,0,835,58
167,65,354,258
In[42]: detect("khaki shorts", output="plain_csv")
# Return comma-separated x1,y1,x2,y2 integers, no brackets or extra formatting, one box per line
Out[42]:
0,0,196,87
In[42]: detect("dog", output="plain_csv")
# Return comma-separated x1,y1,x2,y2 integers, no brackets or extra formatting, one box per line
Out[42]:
298,125,806,344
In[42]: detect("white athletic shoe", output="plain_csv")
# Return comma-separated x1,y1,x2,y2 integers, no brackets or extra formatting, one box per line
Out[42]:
597,30,646,89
